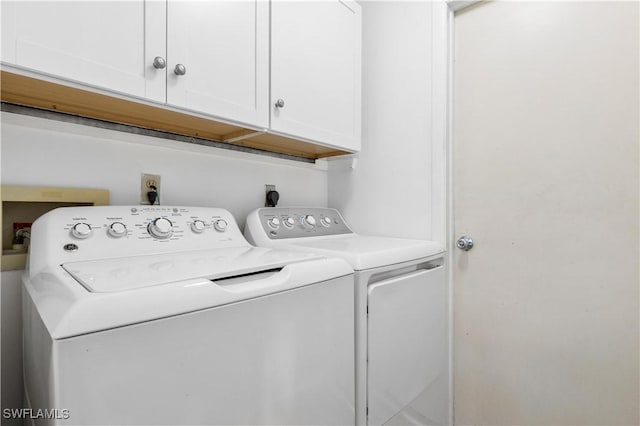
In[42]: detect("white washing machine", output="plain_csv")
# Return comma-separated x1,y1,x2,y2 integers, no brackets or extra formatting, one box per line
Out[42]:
23,206,355,425
245,207,448,426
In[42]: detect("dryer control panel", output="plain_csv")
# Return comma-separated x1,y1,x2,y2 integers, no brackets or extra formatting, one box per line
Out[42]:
29,206,247,275
246,207,353,241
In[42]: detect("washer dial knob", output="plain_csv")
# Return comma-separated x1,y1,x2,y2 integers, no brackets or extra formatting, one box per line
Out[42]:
268,217,280,229
283,217,295,229
108,222,127,238
71,223,92,239
191,220,206,234
214,219,228,232
301,215,316,230
148,217,173,239
321,217,332,227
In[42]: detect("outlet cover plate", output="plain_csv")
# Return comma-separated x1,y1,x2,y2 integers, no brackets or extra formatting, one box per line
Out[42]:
141,173,161,204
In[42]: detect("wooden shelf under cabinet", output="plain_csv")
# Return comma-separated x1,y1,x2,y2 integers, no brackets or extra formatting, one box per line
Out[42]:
1,185,109,271
0,71,349,160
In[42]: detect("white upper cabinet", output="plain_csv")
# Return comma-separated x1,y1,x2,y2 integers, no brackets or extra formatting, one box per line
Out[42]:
270,0,362,152
166,1,269,128
1,1,361,154
1,1,167,103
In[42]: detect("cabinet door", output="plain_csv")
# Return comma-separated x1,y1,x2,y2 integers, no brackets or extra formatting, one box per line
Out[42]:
166,1,269,128
271,0,361,152
1,1,166,103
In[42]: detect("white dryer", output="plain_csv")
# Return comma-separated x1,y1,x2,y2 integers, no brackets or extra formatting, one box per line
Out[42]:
23,206,355,425
245,207,448,426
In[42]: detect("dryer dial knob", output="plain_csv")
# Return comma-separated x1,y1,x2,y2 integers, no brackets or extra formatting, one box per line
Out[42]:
321,217,332,227
148,217,173,239
214,219,228,232
108,222,127,238
268,217,280,229
71,222,92,239
302,215,316,230
191,220,206,234
283,217,295,229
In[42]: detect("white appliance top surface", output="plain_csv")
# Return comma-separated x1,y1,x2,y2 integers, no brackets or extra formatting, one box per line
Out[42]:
273,234,444,270
244,207,444,270
24,205,354,339
62,246,319,293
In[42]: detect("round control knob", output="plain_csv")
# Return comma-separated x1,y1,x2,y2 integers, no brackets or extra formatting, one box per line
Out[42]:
191,220,206,234
108,222,127,238
268,217,280,229
301,215,316,230
283,217,295,229
214,219,228,232
147,217,173,239
321,217,332,227
71,222,92,239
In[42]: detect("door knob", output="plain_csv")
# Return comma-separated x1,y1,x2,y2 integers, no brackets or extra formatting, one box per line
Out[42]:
456,235,474,251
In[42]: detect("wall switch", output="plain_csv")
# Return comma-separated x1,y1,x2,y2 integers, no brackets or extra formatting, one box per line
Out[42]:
141,173,161,205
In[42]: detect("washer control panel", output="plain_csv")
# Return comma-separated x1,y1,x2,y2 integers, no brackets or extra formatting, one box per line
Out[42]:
254,207,353,240
29,206,247,273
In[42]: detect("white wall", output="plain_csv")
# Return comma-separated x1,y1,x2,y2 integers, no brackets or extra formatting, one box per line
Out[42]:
0,111,329,419
328,1,448,242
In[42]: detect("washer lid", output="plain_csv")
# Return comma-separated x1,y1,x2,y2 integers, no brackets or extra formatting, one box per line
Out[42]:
62,246,318,293
27,247,353,339
278,235,444,270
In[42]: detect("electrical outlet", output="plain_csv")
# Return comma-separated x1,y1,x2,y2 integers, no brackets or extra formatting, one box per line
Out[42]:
141,173,161,205
265,184,276,194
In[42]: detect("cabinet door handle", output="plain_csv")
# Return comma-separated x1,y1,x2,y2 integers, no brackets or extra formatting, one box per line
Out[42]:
274,98,285,108
174,64,187,76
152,56,166,69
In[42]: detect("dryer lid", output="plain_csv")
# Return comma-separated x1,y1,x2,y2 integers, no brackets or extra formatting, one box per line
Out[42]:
278,235,444,270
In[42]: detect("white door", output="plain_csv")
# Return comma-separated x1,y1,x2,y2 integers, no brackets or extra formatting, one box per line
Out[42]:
1,1,166,103
453,2,639,425
166,1,269,128
271,0,361,152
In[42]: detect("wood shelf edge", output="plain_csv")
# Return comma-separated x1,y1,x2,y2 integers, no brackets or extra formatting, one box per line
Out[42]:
1,70,352,160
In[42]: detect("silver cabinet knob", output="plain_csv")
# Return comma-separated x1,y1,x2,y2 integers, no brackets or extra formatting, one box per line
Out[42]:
153,56,166,69
456,235,474,251
174,64,187,76
274,98,285,108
